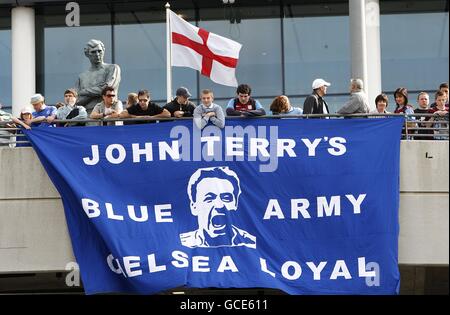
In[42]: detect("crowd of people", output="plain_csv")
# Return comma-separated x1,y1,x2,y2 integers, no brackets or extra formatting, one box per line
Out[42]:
0,79,449,146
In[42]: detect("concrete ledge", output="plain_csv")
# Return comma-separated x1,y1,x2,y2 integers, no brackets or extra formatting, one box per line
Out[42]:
0,199,75,273
400,140,449,192
0,147,59,199
399,193,449,265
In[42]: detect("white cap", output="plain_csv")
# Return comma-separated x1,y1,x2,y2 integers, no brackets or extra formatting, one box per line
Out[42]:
30,93,45,104
312,79,331,90
21,107,33,114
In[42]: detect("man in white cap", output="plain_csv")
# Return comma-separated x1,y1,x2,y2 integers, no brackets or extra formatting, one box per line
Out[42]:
28,93,57,127
303,78,331,117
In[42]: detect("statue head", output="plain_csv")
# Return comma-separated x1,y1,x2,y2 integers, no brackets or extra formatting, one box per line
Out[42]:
84,39,106,66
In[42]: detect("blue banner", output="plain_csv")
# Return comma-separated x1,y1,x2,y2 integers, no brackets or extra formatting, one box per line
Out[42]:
24,118,403,295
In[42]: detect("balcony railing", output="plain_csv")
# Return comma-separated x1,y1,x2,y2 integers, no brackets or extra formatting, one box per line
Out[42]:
0,113,448,146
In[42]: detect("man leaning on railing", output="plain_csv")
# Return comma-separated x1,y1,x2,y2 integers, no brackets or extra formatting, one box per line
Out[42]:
413,92,433,140
90,86,123,126
303,78,331,118
119,89,170,124
336,79,370,117
29,94,58,127
427,91,449,140
56,89,88,127
369,93,391,118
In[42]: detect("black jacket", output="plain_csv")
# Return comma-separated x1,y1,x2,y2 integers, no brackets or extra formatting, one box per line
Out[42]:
164,99,196,117
303,92,330,116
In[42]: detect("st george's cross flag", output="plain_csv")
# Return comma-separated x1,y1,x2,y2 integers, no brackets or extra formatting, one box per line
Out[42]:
169,9,242,87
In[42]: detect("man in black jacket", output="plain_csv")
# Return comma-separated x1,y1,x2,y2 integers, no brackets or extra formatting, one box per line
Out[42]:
119,89,170,124
303,78,331,118
164,87,196,118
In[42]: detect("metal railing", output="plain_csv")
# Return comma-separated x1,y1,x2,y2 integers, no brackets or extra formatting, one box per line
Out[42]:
0,113,448,146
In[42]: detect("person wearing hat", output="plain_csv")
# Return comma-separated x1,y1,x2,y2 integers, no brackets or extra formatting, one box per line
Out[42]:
9,108,33,147
29,93,57,127
303,78,331,117
119,89,170,124
0,105,32,147
12,108,32,129
1,106,32,130
164,87,196,118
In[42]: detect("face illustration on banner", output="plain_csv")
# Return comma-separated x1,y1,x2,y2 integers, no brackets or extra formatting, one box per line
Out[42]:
180,167,256,248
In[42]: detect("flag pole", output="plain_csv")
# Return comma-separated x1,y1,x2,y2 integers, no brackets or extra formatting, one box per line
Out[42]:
166,2,172,103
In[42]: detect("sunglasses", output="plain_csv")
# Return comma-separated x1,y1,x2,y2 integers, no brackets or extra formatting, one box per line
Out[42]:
105,94,116,98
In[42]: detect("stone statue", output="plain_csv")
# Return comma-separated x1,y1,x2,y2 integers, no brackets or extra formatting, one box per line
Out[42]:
75,39,121,114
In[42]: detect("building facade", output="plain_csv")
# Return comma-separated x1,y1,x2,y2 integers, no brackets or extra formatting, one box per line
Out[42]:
0,0,448,114
0,0,448,295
